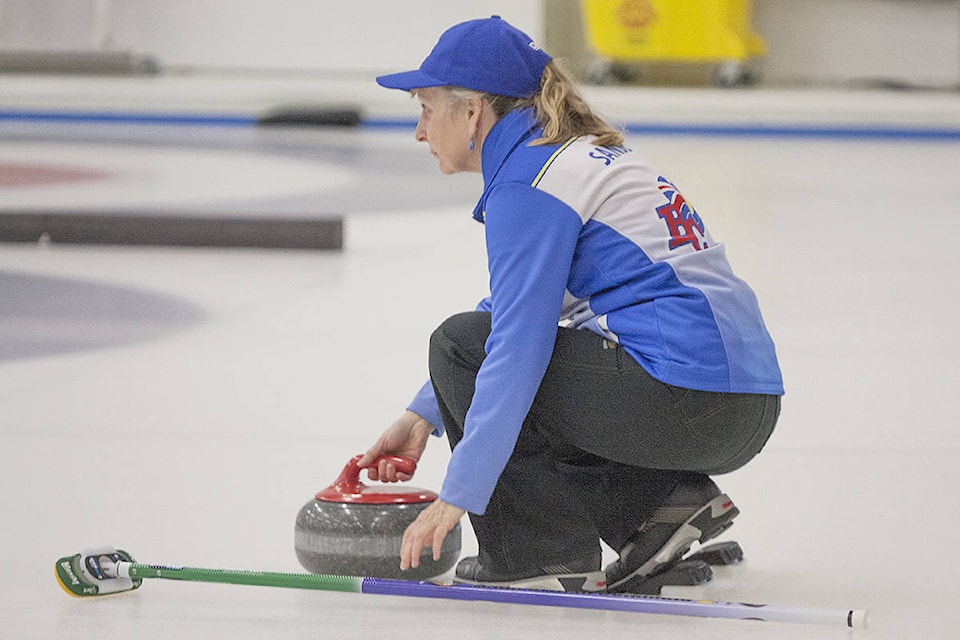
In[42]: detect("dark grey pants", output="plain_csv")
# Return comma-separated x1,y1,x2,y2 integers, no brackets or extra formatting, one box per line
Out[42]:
429,311,779,574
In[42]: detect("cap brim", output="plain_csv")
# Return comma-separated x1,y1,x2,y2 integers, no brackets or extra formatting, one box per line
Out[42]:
376,69,448,92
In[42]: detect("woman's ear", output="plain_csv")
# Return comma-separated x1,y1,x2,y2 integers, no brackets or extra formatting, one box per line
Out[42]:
461,98,476,141
466,97,483,122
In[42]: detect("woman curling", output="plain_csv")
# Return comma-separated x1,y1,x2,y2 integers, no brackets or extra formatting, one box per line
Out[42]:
359,16,782,593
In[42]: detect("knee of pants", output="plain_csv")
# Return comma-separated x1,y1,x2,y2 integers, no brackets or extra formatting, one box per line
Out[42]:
428,311,491,376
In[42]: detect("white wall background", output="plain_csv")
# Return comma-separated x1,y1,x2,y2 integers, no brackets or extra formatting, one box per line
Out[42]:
0,0,543,71
754,0,960,87
1,0,958,87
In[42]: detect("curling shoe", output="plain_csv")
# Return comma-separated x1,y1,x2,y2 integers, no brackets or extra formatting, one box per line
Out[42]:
454,553,606,592
606,475,739,594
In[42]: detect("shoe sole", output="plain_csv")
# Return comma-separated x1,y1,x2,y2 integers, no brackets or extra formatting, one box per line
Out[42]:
453,570,607,593
607,493,739,593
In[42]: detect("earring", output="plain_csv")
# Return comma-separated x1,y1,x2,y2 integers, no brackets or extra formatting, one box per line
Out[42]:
469,139,475,151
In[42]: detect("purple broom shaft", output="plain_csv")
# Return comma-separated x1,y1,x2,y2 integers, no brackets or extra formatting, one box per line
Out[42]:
361,578,868,628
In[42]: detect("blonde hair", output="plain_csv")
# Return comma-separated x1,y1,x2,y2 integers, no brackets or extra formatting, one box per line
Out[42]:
446,60,624,147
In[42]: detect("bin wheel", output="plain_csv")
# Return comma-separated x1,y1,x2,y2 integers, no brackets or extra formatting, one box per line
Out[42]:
714,60,754,88
586,58,642,85
585,58,614,85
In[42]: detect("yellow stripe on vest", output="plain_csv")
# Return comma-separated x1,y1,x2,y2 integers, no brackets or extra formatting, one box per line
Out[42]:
531,137,578,188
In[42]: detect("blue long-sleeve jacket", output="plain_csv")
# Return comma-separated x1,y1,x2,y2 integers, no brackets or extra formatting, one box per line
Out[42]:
409,108,783,515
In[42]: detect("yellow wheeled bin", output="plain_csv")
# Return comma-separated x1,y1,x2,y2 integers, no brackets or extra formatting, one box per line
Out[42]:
581,0,765,86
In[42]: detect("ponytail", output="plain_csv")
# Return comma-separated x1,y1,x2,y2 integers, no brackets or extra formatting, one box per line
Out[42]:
530,61,624,147
445,60,625,148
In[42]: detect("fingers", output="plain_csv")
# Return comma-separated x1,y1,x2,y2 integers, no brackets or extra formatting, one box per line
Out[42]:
400,520,441,570
432,528,446,561
356,442,385,474
371,459,411,483
401,517,428,570
362,459,414,483
400,528,423,570
358,451,381,481
359,412,430,483
399,500,465,571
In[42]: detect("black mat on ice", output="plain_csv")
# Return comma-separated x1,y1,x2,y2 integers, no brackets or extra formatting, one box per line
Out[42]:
0,51,161,75
257,105,363,128
0,212,343,250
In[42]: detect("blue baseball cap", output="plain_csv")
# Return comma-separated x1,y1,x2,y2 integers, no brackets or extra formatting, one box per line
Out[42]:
376,16,551,99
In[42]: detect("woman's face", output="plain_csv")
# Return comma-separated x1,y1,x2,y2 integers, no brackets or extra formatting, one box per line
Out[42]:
413,88,477,175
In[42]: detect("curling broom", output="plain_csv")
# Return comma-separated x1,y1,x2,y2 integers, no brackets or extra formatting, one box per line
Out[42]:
55,547,869,628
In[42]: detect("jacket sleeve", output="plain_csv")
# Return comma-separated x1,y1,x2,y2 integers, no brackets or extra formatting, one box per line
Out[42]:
406,381,445,436
439,183,583,514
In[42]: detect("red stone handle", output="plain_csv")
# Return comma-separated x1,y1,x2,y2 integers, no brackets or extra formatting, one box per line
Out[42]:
314,454,424,503
351,454,417,482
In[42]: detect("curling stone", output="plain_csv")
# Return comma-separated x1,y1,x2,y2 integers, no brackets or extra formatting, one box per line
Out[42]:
295,454,461,580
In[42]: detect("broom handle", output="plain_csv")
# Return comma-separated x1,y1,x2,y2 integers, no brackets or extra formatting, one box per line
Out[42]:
117,562,868,628
121,562,364,592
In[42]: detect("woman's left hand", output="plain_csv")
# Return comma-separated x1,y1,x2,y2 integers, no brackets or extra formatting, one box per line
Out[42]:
400,499,465,570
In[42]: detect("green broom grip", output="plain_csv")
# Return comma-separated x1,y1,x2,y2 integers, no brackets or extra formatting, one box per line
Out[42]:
124,563,364,593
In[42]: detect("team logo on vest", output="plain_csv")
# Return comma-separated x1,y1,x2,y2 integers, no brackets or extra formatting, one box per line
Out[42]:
656,176,708,251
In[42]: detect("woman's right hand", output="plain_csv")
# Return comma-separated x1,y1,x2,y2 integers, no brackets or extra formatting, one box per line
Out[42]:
358,410,435,482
